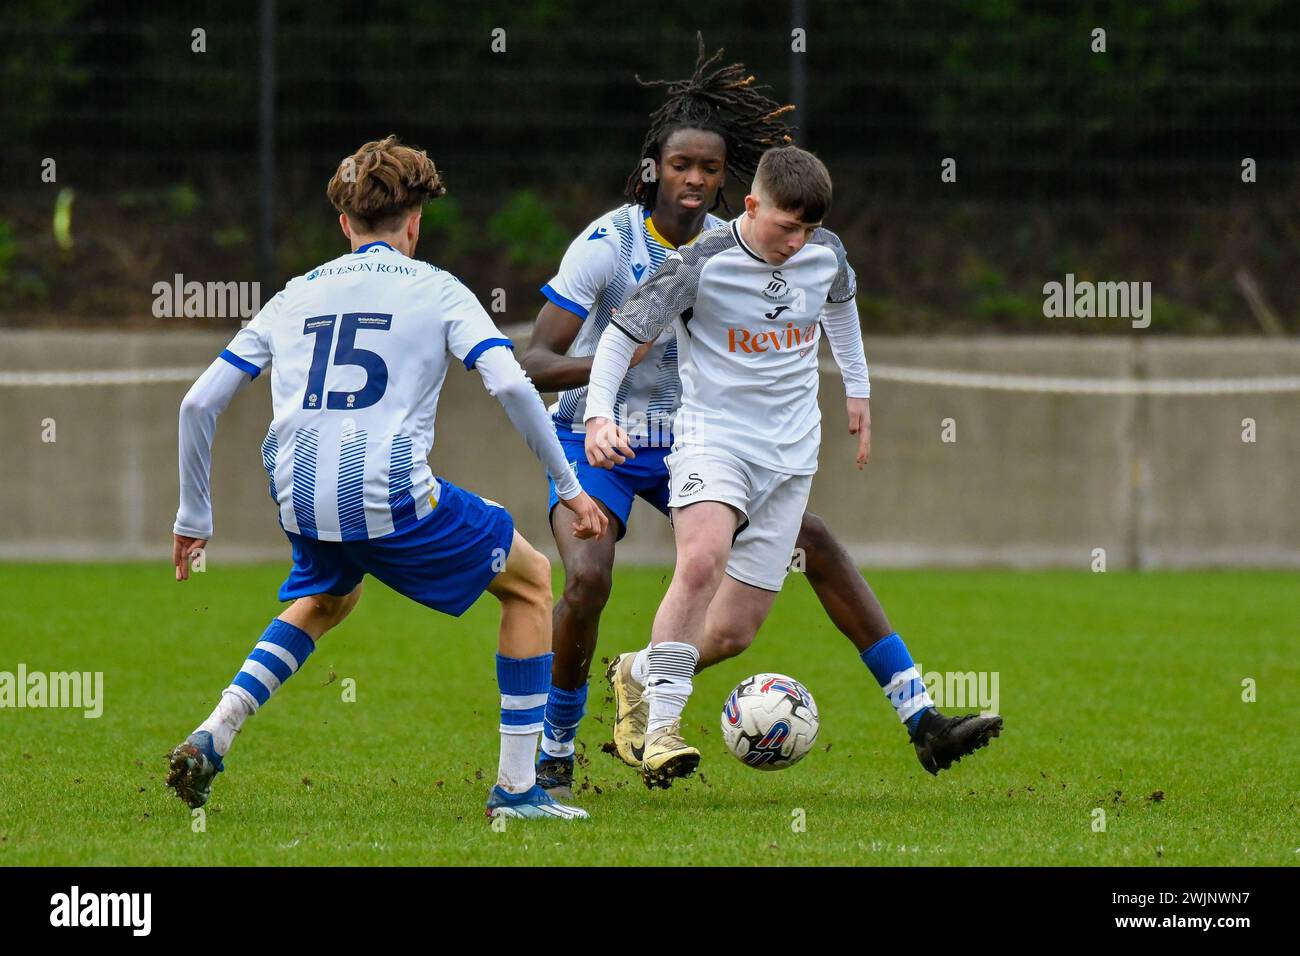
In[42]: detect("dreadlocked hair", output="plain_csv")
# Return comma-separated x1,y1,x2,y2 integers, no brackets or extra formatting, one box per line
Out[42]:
625,32,796,213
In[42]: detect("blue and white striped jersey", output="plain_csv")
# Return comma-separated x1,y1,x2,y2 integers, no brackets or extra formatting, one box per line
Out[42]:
219,241,514,541
541,204,723,447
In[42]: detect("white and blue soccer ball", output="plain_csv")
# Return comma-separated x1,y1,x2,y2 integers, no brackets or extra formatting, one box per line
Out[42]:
721,673,820,770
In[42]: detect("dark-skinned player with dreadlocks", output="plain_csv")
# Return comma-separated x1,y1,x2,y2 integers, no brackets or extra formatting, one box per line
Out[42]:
521,36,1002,797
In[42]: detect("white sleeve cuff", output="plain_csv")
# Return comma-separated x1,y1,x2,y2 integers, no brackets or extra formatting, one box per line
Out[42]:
551,461,583,501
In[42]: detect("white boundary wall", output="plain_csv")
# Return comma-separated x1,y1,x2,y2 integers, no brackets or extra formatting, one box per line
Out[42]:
2,330,1297,568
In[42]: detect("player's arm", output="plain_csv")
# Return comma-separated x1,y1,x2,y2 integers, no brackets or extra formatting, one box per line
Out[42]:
519,302,591,391
822,298,871,468
520,218,656,394
583,254,696,468
173,356,255,579
519,302,656,393
474,348,606,540
820,235,872,469
582,324,641,468
173,295,279,578
445,278,607,539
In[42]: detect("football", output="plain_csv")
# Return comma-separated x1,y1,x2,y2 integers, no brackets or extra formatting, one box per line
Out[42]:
720,673,820,770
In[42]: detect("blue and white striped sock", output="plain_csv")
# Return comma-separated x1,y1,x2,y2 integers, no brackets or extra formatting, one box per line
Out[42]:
861,632,934,733
540,682,587,761
200,618,316,756
497,652,551,793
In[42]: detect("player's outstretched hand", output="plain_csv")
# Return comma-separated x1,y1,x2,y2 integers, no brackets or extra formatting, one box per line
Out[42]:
585,416,636,469
847,397,871,469
559,491,608,540
172,533,207,581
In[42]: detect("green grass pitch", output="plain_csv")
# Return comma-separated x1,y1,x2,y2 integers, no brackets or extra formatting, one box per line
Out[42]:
0,563,1296,866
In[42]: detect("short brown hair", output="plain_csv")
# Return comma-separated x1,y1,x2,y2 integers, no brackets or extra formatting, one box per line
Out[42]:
753,146,832,223
326,135,446,232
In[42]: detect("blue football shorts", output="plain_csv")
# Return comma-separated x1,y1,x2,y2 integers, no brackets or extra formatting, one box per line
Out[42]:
279,477,515,617
546,428,672,540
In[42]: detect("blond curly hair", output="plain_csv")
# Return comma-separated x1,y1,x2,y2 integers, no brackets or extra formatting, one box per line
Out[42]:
326,135,446,232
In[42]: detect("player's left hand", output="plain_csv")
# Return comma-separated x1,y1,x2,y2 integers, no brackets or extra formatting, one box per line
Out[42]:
172,534,207,581
847,397,871,469
558,490,609,540
585,416,636,469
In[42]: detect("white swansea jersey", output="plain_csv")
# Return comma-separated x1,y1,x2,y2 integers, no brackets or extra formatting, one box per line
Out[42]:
610,218,857,475
542,203,723,446
218,241,514,541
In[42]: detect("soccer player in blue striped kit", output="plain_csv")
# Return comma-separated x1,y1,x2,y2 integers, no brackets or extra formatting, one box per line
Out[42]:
165,136,606,820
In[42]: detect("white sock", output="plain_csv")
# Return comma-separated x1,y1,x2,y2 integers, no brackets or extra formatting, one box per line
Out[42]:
646,642,700,734
498,731,538,794
197,688,255,756
539,735,573,759
630,646,651,684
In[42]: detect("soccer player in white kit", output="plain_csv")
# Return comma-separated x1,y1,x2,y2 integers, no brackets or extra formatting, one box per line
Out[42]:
585,146,1002,786
526,40,1002,798
165,136,606,820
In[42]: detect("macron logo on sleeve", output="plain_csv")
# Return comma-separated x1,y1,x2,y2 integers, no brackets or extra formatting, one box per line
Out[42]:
587,227,609,240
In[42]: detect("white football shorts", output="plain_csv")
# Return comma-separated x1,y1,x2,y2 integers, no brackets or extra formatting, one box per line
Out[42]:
665,444,812,592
